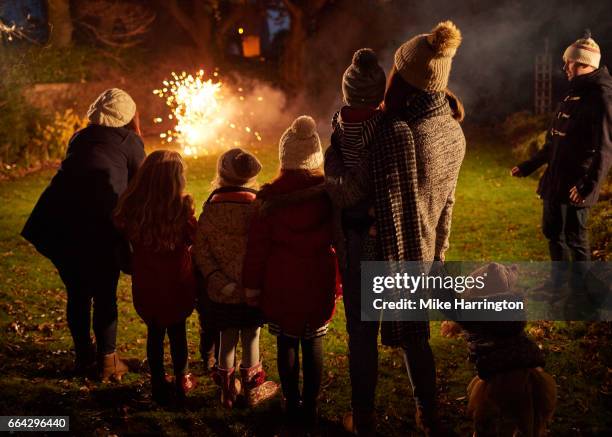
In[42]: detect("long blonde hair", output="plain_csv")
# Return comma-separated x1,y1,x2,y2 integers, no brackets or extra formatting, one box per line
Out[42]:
114,150,194,251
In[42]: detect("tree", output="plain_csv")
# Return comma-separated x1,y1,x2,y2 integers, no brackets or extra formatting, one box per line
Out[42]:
47,0,73,47
279,0,329,93
157,0,216,60
74,0,156,49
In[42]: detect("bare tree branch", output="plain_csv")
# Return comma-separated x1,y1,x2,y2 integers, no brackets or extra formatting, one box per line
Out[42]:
75,0,156,49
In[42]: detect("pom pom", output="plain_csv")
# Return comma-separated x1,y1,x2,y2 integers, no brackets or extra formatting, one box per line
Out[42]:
292,115,317,138
583,28,592,39
352,48,379,70
427,20,462,55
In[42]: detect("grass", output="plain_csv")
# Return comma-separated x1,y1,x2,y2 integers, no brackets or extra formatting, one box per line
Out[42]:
0,129,611,436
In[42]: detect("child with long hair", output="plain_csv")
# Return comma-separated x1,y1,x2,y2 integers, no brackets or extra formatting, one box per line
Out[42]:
114,150,197,406
193,148,278,409
243,116,338,427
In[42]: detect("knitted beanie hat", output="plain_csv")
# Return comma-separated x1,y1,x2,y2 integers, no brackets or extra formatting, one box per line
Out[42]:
217,148,262,186
87,88,136,128
394,20,462,92
563,29,601,69
468,263,519,297
342,48,387,107
279,116,323,171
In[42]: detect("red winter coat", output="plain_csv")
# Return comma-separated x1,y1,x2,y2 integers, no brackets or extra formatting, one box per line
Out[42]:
242,171,338,337
130,216,197,327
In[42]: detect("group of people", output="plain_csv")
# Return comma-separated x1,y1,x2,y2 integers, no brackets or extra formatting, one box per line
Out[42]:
20,18,611,437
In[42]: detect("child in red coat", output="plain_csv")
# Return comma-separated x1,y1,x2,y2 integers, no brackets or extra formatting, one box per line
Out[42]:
114,150,197,406
243,116,338,426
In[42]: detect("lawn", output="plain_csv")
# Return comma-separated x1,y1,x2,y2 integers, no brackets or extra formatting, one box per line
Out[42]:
1,128,611,436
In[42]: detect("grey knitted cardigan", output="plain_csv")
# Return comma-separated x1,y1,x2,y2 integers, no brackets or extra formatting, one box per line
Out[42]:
325,92,465,265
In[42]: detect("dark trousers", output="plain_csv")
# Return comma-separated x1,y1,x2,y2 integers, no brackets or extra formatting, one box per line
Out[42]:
146,321,188,382
53,253,120,356
342,228,437,414
276,334,323,408
542,200,590,286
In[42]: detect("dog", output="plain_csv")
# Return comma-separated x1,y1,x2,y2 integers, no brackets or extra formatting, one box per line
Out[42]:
440,263,557,436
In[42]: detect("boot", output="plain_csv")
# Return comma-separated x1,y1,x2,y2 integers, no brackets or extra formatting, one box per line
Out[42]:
343,409,376,436
74,341,96,375
151,375,172,406
98,352,129,382
175,372,198,405
216,367,241,408
415,407,457,437
240,362,279,407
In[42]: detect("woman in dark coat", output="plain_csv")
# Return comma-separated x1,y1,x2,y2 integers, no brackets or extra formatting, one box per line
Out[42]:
21,88,145,380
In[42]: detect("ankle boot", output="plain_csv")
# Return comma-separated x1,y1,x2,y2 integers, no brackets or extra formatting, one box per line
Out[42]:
98,352,129,382
240,362,279,407
175,372,197,404
74,341,96,375
216,367,241,408
415,407,456,437
343,409,376,436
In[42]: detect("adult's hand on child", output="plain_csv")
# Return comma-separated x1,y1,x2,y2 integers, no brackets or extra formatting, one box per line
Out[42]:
569,186,585,204
220,282,237,296
511,166,522,177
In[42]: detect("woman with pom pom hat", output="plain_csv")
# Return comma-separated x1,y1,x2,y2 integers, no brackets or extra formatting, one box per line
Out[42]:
326,21,466,436
243,115,339,428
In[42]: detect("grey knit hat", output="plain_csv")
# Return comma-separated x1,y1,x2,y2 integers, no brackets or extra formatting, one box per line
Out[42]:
342,48,386,107
217,148,262,186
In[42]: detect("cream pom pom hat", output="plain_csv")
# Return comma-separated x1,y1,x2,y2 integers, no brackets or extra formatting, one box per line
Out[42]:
278,115,323,171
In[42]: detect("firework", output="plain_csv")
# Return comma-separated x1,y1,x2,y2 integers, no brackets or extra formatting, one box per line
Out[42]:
153,69,262,156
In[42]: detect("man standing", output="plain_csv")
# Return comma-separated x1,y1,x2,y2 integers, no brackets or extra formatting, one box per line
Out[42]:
512,31,611,293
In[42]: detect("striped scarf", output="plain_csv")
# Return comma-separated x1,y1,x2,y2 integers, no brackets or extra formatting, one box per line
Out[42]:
332,110,383,168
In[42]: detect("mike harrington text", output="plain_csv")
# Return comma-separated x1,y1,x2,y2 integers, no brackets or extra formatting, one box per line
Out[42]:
371,298,524,312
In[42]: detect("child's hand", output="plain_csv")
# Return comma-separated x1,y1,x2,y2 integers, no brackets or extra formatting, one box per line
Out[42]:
244,288,261,307
220,282,237,297
368,225,377,237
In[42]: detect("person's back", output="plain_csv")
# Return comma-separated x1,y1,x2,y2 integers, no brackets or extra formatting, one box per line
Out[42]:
403,92,466,261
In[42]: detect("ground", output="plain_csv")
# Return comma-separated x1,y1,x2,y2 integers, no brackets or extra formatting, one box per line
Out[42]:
0,128,611,436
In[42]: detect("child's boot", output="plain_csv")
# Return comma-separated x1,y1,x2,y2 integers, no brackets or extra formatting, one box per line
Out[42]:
151,374,171,406
216,367,241,408
240,362,279,407
175,372,198,405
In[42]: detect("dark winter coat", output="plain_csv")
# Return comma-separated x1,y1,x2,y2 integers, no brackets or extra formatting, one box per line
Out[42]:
518,66,612,206
458,320,545,380
21,124,145,261
242,172,338,337
129,216,197,327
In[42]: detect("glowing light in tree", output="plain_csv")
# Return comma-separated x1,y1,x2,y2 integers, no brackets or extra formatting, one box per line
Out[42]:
153,69,263,156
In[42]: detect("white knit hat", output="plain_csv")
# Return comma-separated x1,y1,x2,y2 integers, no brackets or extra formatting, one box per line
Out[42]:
394,20,462,92
563,30,601,69
279,116,323,171
87,88,137,128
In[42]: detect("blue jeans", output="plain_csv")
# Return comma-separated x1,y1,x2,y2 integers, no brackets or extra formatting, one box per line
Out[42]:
542,201,590,287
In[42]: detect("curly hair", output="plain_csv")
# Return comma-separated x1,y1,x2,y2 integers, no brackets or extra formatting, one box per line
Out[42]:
114,150,194,252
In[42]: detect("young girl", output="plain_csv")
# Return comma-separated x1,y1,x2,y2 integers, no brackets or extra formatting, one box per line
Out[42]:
194,148,278,409
114,150,197,406
243,116,339,427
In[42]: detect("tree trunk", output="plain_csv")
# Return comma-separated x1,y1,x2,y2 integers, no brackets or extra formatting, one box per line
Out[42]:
47,0,73,47
280,7,305,94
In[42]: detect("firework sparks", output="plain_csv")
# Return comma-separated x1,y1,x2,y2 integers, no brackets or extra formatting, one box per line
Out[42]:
154,69,262,156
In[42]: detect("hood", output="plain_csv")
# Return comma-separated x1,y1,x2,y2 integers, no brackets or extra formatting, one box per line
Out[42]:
200,193,255,236
257,173,331,233
571,66,612,93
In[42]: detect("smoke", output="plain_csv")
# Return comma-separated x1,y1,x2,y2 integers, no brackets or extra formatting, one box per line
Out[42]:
300,0,612,124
